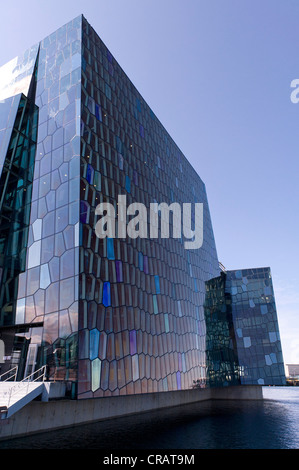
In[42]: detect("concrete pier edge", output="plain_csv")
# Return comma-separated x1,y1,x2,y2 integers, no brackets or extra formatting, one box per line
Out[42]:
0,385,263,442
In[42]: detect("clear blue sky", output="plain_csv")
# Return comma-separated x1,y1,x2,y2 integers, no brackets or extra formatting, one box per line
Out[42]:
0,0,298,366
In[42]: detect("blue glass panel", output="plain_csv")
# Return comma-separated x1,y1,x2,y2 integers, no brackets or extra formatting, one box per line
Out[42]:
164,314,169,333
86,164,94,184
95,104,102,121
107,238,115,260
103,282,111,307
153,295,158,314
270,352,277,363
138,252,143,271
125,175,131,193
90,328,100,360
93,171,101,191
154,275,160,294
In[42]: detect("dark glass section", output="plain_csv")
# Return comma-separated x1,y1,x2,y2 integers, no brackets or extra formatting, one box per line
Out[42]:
0,94,38,326
204,268,286,387
204,272,241,388
0,323,43,379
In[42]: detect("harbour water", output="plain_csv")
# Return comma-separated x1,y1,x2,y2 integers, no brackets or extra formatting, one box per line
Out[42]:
0,386,299,449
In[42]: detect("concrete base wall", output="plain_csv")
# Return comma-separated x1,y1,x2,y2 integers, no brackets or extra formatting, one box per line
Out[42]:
0,385,263,441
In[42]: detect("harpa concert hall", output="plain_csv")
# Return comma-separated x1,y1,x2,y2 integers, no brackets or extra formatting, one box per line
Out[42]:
0,15,285,429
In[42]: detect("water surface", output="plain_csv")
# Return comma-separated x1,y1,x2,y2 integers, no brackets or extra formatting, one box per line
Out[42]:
1,387,298,449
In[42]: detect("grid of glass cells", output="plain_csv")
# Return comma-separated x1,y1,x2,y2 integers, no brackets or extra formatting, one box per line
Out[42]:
226,268,286,386
78,16,220,398
14,16,83,383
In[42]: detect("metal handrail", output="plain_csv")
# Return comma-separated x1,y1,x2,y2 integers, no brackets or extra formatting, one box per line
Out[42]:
21,365,47,383
2,365,47,409
0,366,18,382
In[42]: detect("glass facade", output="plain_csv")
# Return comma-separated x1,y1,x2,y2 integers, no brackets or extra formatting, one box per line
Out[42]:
0,16,81,390
0,15,285,398
78,17,219,398
0,93,38,327
204,268,286,386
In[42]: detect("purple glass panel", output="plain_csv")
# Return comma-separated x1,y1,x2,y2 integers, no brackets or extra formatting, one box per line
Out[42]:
129,330,137,355
176,371,181,390
80,200,90,224
143,255,149,274
116,260,123,282
86,164,94,184
107,50,113,63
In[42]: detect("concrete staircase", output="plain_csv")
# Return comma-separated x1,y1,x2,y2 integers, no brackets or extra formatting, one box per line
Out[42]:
0,380,45,419
0,365,58,419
